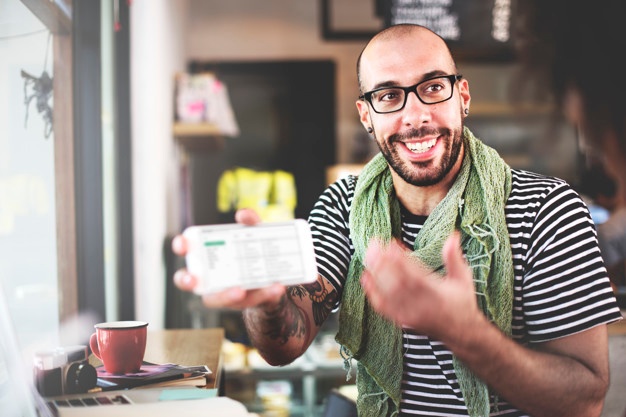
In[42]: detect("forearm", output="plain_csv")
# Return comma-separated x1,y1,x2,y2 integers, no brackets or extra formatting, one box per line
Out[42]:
242,277,337,366
446,316,609,417
243,292,311,365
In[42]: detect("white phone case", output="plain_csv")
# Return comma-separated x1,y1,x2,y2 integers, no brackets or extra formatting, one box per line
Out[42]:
183,219,318,294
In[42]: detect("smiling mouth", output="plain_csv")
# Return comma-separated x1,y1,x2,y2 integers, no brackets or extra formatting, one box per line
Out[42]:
406,138,437,154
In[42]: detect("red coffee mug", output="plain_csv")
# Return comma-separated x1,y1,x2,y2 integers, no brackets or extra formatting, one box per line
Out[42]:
89,321,148,374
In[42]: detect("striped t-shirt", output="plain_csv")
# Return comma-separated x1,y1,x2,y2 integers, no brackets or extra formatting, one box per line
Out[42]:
307,169,623,417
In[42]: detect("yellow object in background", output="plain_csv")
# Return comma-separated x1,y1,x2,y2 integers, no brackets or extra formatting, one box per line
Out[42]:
217,167,297,222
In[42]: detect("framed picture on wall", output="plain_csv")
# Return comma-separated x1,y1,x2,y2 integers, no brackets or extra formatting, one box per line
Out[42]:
322,0,518,62
384,0,517,62
320,0,384,40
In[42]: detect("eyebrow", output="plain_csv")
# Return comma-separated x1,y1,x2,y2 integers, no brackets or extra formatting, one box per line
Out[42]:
369,70,450,91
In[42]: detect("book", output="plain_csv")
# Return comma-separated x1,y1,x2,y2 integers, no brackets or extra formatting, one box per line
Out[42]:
95,361,211,391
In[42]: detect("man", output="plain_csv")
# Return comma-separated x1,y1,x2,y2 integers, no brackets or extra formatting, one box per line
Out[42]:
174,24,622,417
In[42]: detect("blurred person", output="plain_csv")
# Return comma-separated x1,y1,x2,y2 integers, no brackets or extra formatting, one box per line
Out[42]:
577,162,620,220
515,0,626,202
516,0,626,299
174,24,622,417
577,162,626,290
598,201,626,292
515,3,626,416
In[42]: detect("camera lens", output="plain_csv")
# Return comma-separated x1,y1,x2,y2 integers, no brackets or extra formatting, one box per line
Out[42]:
64,361,97,394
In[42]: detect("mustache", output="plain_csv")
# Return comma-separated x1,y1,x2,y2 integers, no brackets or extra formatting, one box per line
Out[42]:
389,127,447,142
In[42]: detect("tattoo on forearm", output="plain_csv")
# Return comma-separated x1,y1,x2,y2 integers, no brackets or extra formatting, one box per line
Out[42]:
261,293,308,344
294,280,337,326
247,281,338,346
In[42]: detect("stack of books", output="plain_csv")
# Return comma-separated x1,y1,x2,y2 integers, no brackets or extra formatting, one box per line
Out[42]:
95,361,211,391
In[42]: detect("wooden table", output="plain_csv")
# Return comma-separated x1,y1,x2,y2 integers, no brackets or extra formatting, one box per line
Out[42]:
144,328,224,389
90,328,225,390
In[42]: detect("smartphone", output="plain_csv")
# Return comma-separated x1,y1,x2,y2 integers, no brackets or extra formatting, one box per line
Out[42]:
182,219,318,294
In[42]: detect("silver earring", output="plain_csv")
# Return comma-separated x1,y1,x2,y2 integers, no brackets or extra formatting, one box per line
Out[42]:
367,127,373,133
464,108,469,115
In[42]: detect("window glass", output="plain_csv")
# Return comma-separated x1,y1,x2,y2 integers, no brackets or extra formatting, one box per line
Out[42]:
0,0,60,359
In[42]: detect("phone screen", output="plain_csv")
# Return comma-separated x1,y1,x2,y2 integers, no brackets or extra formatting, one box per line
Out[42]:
184,220,317,293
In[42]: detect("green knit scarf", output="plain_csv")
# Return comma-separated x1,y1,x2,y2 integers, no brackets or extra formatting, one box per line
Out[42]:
336,127,513,417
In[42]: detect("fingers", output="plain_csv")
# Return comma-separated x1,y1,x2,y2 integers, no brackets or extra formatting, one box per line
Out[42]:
442,231,464,274
235,208,262,225
200,284,286,309
442,231,472,287
360,268,387,315
361,232,478,336
175,265,287,310
362,238,416,321
173,268,197,291
363,238,415,283
200,287,247,308
171,235,188,256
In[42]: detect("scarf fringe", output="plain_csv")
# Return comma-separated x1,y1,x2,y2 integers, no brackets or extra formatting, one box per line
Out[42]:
340,344,355,382
360,390,399,417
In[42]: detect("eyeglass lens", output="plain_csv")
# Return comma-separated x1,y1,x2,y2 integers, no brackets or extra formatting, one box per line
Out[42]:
369,76,455,113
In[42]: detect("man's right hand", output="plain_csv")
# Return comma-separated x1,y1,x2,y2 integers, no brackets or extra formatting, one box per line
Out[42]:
171,208,287,309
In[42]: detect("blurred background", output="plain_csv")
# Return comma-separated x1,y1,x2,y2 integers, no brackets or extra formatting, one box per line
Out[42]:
1,1,623,416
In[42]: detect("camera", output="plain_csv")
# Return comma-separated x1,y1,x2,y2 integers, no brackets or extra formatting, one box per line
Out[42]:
34,345,97,397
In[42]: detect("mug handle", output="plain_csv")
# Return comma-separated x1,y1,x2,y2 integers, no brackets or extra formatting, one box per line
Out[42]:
89,333,101,360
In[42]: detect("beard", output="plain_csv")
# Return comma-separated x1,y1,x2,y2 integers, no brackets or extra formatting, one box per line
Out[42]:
374,124,464,187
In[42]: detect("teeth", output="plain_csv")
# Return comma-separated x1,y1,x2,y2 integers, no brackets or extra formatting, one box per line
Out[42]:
406,139,436,153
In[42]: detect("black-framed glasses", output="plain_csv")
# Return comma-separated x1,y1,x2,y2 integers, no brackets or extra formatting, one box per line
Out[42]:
360,74,463,114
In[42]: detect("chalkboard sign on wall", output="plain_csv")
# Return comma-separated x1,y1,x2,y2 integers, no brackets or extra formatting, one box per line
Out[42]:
385,0,517,61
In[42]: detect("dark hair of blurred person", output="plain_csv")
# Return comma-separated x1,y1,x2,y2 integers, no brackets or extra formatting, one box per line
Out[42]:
515,0,626,192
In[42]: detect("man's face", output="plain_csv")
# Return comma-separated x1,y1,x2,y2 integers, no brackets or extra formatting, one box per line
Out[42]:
356,29,471,187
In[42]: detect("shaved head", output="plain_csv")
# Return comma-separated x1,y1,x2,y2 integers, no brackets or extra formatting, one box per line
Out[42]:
357,24,456,94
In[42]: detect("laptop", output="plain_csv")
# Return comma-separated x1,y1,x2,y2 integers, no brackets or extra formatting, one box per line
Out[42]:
0,284,253,417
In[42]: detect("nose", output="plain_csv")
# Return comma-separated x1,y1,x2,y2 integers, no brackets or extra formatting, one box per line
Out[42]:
401,89,431,126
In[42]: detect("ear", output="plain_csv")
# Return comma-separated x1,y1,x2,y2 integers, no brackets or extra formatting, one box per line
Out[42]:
356,99,372,131
458,78,471,116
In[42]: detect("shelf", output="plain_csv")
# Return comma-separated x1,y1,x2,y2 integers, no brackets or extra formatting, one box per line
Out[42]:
173,122,222,137
470,102,553,117
245,400,324,417
226,364,350,381
173,122,224,152
223,344,355,417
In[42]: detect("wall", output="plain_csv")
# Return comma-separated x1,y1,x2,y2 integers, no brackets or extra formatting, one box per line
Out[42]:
184,0,370,164
131,0,189,328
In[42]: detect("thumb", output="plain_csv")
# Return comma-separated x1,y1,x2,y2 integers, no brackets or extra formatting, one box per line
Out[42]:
235,208,262,225
442,231,467,279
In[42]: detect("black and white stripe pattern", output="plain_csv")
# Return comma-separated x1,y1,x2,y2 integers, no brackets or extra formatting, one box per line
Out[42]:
308,169,622,416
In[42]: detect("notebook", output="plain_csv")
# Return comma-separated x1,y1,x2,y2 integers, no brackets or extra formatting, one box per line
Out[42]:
0,284,253,417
